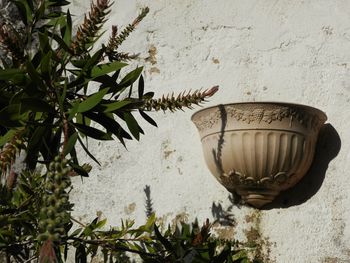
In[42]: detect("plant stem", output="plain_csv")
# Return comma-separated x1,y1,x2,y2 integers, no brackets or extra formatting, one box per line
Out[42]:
70,216,87,227
61,116,69,158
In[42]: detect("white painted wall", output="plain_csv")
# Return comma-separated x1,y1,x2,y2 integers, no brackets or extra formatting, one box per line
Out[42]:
69,1,350,262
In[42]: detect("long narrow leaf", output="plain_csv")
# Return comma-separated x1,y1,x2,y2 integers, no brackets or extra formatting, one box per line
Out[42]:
26,60,45,89
21,98,54,113
123,112,140,140
70,162,89,177
138,74,144,98
83,111,132,143
90,61,127,79
154,224,174,252
139,110,157,127
77,88,108,113
74,123,112,141
63,132,78,157
101,100,131,113
77,135,101,165
118,67,143,88
63,9,72,45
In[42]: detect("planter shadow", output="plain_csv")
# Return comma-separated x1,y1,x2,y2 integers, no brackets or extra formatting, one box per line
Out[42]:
261,123,341,209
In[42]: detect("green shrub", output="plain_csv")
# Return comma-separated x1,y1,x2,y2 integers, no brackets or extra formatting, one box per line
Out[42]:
0,0,257,262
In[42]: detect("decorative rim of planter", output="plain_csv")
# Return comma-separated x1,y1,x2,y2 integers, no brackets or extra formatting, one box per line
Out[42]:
191,101,327,125
191,102,327,208
192,101,327,115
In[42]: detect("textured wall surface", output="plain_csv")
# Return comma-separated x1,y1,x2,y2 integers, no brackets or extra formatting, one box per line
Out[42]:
69,1,350,262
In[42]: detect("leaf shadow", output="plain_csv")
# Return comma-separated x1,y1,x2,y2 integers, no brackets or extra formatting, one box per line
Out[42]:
211,193,239,227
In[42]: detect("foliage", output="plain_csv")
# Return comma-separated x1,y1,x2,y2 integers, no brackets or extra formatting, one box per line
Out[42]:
0,0,258,262
0,169,257,262
0,0,217,175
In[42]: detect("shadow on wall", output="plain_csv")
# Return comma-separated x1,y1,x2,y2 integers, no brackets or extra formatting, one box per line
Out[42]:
144,185,154,218
263,123,341,209
211,193,238,227
145,183,239,227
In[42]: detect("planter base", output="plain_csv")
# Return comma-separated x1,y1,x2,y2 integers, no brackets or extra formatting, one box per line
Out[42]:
236,188,280,208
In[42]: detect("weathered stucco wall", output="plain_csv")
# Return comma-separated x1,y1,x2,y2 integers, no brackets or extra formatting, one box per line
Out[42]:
69,1,350,262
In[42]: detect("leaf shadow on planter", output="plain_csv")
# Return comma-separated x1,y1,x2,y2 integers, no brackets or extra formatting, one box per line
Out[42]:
262,123,341,209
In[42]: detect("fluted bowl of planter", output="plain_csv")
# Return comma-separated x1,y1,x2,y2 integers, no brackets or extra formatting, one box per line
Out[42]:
191,102,327,208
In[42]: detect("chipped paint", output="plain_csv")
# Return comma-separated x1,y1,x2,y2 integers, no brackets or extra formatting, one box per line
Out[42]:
124,202,136,215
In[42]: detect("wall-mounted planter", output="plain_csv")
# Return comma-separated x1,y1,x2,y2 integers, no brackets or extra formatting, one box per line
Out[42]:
192,102,327,208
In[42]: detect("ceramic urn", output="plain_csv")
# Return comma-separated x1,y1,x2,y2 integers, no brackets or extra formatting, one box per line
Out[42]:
191,102,327,208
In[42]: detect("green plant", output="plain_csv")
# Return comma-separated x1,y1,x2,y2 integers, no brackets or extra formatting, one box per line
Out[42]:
0,0,258,262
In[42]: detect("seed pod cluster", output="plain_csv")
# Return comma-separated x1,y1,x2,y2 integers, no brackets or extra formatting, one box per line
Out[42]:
105,7,149,58
0,23,25,64
0,137,24,172
71,0,111,55
143,86,219,112
37,156,72,242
